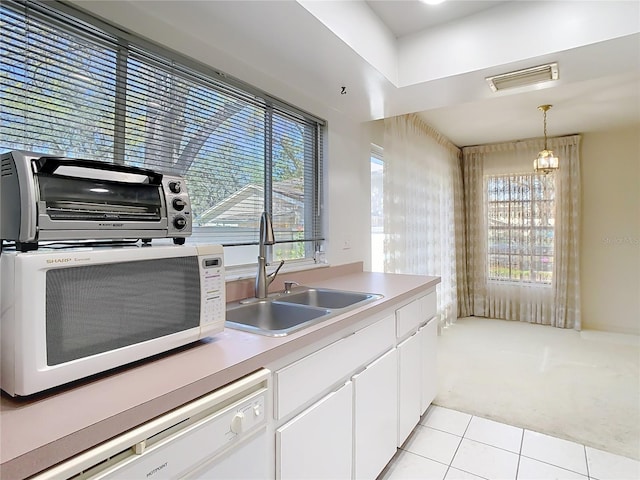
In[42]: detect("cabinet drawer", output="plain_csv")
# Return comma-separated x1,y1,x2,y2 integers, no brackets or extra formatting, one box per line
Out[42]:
396,290,436,338
275,315,394,419
420,291,437,324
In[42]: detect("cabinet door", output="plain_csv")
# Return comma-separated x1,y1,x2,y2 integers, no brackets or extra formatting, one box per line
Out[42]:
420,317,438,414
353,349,398,480
276,382,352,480
397,332,421,446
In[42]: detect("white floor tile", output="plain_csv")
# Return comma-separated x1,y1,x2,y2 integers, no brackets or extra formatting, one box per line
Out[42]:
586,446,640,480
421,405,472,436
517,456,588,479
521,430,588,475
378,450,448,480
444,467,487,479
464,416,523,453
451,438,519,479
402,425,463,465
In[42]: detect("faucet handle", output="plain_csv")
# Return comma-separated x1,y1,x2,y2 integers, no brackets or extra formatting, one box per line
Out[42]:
267,259,285,282
284,280,300,294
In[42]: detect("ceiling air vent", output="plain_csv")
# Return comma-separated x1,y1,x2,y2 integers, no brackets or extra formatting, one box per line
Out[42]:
486,63,559,92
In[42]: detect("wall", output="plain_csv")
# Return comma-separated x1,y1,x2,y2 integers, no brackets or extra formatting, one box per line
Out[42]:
325,117,372,269
581,125,640,334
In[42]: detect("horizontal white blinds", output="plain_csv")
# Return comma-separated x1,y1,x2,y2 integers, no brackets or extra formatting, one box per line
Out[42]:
0,0,324,253
1,3,118,158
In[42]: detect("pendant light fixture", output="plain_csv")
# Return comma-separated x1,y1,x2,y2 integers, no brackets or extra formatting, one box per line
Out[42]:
533,104,559,174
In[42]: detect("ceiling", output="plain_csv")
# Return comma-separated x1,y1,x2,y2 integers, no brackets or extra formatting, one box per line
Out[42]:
366,0,511,38
69,0,640,147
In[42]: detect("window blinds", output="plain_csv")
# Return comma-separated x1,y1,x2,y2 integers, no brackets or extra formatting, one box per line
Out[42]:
0,0,324,258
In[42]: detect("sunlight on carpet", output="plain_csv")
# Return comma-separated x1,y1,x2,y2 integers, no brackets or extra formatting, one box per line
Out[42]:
435,317,640,460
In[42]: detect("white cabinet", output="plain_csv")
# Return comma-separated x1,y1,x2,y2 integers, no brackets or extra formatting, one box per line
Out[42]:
353,349,398,480
395,290,438,446
273,315,397,480
397,331,421,446
274,315,394,419
272,288,439,479
420,317,438,414
276,382,353,480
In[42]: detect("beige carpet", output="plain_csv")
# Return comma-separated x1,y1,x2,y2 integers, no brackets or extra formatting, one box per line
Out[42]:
434,317,640,460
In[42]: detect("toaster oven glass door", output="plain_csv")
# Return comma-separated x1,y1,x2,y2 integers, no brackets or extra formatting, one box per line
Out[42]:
37,173,162,221
45,256,201,365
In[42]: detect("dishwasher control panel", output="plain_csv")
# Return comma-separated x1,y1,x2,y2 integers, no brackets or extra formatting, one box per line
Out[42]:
228,395,265,436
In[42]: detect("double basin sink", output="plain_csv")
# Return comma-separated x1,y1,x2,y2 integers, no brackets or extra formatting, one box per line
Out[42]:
226,287,383,336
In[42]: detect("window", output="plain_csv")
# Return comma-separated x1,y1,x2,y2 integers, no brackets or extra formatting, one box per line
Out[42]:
486,173,555,284
370,144,384,272
0,0,324,266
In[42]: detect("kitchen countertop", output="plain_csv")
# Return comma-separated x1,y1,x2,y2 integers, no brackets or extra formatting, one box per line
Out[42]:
0,270,440,479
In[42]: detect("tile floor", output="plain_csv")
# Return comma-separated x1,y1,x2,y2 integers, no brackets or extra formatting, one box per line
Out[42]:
379,406,640,480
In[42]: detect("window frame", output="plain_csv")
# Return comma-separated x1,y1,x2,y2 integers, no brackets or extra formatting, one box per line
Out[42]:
0,0,325,267
485,172,555,286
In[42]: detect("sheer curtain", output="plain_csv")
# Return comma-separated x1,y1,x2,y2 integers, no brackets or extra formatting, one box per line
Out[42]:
461,135,582,329
383,114,463,326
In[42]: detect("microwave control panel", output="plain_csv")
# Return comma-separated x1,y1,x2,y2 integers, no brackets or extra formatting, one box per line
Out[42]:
199,247,225,328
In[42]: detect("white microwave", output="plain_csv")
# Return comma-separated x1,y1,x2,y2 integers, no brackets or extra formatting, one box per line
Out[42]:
0,243,225,397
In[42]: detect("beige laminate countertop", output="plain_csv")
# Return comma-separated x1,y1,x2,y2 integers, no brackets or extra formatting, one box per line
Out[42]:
0,271,440,479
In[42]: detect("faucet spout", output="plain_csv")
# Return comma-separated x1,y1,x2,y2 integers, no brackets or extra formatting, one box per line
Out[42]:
255,212,284,298
259,211,275,254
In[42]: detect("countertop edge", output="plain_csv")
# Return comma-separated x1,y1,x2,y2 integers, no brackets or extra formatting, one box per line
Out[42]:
1,272,440,479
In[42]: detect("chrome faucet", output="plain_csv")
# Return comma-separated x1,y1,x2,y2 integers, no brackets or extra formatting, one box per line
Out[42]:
255,211,284,298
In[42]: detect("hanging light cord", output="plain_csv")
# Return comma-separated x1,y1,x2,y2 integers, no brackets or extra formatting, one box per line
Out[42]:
538,104,552,150
543,108,548,150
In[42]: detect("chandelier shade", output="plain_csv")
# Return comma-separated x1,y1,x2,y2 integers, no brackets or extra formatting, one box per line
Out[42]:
534,105,559,174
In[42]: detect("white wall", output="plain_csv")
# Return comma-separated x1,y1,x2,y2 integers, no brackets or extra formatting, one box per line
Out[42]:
323,117,372,268
581,125,640,335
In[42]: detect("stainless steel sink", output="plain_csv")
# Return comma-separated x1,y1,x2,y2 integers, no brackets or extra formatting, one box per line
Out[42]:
225,287,383,337
279,288,381,309
225,300,331,337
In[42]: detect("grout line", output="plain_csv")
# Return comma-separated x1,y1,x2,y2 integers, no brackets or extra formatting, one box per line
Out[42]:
583,445,591,479
395,449,453,473
457,435,522,456
515,429,525,479
449,466,491,480
443,434,466,479
421,424,465,437
443,465,451,479
519,453,590,477
461,414,473,437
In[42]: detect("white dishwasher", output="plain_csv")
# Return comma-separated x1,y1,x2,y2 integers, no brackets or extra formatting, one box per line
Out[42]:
34,369,271,480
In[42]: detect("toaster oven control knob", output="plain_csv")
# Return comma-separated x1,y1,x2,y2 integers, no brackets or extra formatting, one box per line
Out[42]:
168,181,181,194
173,216,187,230
172,198,186,211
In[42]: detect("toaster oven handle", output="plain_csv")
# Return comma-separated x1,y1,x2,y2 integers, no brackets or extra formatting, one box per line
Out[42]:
35,157,165,185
